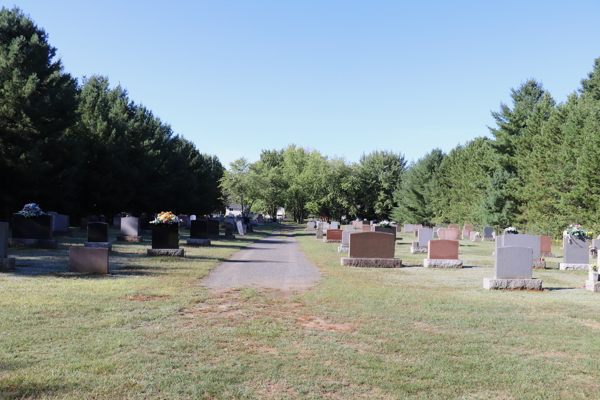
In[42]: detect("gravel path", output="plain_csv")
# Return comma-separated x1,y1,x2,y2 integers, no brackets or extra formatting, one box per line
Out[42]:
202,227,321,296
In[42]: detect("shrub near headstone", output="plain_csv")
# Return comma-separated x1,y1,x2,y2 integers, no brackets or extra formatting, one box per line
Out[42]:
484,246,542,290
341,232,402,268
424,239,462,268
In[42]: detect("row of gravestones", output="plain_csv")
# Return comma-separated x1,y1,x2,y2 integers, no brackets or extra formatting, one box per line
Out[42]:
1,216,246,274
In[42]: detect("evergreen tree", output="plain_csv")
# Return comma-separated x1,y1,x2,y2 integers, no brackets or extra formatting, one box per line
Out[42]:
0,7,79,218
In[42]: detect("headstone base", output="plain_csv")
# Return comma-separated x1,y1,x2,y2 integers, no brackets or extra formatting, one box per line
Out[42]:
337,245,349,253
483,237,495,241
424,259,463,268
0,258,16,271
8,238,58,249
585,280,600,292
84,242,112,251
340,257,403,268
559,263,591,271
472,237,482,242
323,238,341,243
316,231,323,239
116,235,142,242
187,238,211,246
69,247,109,274
532,260,546,269
540,252,555,257
410,246,428,254
483,278,543,290
147,249,185,257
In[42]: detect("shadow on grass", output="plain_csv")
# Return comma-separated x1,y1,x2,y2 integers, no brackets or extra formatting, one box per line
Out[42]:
0,381,73,400
546,287,581,291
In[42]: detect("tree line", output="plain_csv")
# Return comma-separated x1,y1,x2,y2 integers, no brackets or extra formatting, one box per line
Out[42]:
223,59,600,239
0,7,224,222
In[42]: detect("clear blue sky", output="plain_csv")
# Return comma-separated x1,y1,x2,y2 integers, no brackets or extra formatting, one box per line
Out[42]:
13,0,600,168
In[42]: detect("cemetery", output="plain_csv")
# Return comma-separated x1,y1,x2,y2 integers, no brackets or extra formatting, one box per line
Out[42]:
3,5,600,397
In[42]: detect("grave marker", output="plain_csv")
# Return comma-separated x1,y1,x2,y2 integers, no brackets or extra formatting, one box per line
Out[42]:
424,239,462,268
484,247,542,290
341,232,402,268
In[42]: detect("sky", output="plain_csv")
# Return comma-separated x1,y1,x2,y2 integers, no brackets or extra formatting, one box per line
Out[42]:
11,0,600,168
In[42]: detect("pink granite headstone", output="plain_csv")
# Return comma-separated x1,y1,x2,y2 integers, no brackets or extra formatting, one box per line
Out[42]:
540,236,552,254
428,240,459,260
437,228,461,241
448,224,458,230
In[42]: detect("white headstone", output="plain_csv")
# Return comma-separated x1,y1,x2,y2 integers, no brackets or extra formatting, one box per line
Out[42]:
418,228,433,248
236,220,245,236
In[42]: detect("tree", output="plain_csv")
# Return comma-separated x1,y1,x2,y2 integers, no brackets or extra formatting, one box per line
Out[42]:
353,150,406,220
251,149,287,220
0,7,79,219
220,157,259,216
391,149,443,224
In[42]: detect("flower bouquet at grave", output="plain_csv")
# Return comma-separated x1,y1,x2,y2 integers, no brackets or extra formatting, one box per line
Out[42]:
504,226,519,235
563,224,590,242
16,203,46,218
150,212,180,225
379,220,391,228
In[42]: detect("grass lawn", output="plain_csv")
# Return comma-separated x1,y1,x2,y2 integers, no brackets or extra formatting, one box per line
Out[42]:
1,224,599,399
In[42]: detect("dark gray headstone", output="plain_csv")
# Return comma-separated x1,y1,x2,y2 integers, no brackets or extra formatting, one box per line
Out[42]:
0,222,8,258
207,219,220,235
151,223,179,249
88,222,109,243
12,214,53,240
564,236,589,264
190,219,208,239
225,222,233,236
484,227,493,238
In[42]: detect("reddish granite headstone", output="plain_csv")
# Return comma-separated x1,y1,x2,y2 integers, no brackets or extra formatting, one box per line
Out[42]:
396,225,402,233
349,232,395,259
437,228,460,241
428,240,459,260
448,224,457,230
540,236,552,254
362,225,371,232
326,229,342,241
69,247,109,274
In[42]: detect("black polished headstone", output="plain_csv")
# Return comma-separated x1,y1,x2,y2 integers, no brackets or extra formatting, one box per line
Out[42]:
88,222,109,242
225,222,233,236
12,214,53,240
207,219,220,236
151,223,179,249
139,215,151,231
190,219,208,239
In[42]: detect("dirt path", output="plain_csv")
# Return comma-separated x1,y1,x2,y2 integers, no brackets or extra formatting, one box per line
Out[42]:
202,227,321,297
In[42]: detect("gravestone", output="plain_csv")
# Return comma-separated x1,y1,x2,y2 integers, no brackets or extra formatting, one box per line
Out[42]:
403,224,415,233
190,215,196,221
236,220,245,236
411,228,432,253
343,224,354,231
324,229,342,243
592,238,600,259
331,221,340,230
85,222,112,251
463,225,473,239
0,222,16,271
437,228,461,241
112,216,121,229
139,215,152,234
225,222,234,237
374,226,396,237
48,212,69,236
188,219,211,246
9,214,57,249
322,223,330,231
483,227,494,241
316,229,323,239
470,232,482,242
117,217,142,242
362,225,372,232
355,221,364,230
448,224,457,230
257,215,264,224
69,247,109,274
305,221,316,231
338,230,354,252
560,236,591,270
180,216,191,229
190,219,208,239
148,223,184,257
207,219,220,236
341,232,402,268
424,239,462,268
396,225,402,233
484,246,542,290
540,236,554,257
499,234,544,268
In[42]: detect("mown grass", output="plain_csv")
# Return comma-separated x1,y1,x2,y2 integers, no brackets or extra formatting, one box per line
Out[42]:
1,225,599,399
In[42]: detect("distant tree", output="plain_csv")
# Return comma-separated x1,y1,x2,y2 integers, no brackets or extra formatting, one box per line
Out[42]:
251,149,287,220
220,157,259,216
354,150,407,220
0,7,79,219
391,149,443,224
